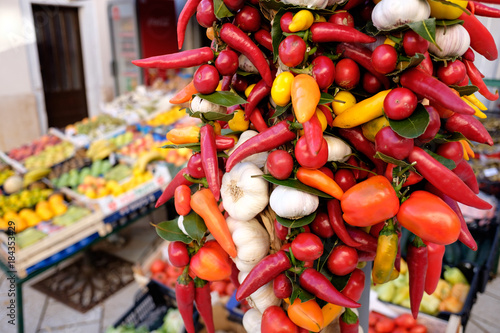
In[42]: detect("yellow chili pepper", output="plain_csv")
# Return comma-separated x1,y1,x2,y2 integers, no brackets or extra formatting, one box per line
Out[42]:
271,71,295,106
461,97,487,119
289,10,314,32
460,140,475,160
465,94,488,111
228,109,250,132
213,121,222,135
245,83,256,97
332,89,391,128
166,126,200,144
361,116,390,142
372,219,398,285
321,303,343,328
384,37,397,47
314,14,327,23
332,91,356,115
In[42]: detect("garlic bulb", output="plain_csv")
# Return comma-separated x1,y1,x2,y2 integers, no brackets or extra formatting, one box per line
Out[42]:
248,282,281,314
280,0,329,9
324,135,352,162
239,54,259,74
270,185,319,219
243,308,262,333
221,162,269,221
372,0,430,31
190,95,226,113
428,24,470,58
228,130,269,168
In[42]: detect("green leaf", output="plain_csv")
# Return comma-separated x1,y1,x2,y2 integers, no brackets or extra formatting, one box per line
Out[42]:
408,18,437,46
213,0,234,19
162,143,201,151
425,149,456,170
271,8,286,63
154,219,192,244
330,272,352,293
235,70,256,77
270,104,291,120
182,211,207,243
196,91,247,107
319,92,336,105
389,104,430,139
435,19,464,26
260,0,336,15
374,152,418,172
432,132,471,145
289,281,314,304
261,175,333,198
276,212,317,228
187,109,235,122
450,85,479,96
388,53,425,76
316,236,338,275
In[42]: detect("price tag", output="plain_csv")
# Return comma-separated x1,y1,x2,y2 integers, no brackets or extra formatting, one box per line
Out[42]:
483,167,498,178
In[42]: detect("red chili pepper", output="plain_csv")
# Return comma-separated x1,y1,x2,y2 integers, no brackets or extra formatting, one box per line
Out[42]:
220,23,273,87
339,308,359,333
357,250,376,262
336,43,390,89
176,270,196,333
422,241,446,295
425,184,478,251
226,120,297,171
155,168,193,208
318,104,334,127
245,79,272,119
338,127,386,175
326,199,361,248
384,163,423,187
200,124,220,200
342,0,364,10
177,0,201,49
453,159,479,194
311,22,376,44
408,147,492,210
235,250,292,301
254,29,273,51
459,11,498,61
444,113,493,146
249,107,269,133
341,268,365,302
299,268,360,308
303,112,324,156
471,2,500,17
407,236,428,319
346,226,378,253
215,135,235,150
194,278,215,333
463,48,476,62
221,75,232,91
400,68,475,115
132,47,214,69
346,156,361,179
463,59,499,101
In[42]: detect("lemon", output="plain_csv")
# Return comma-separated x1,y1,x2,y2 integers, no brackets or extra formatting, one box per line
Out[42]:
332,91,356,115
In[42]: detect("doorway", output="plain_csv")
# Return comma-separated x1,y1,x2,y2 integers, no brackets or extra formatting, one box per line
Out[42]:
32,5,88,128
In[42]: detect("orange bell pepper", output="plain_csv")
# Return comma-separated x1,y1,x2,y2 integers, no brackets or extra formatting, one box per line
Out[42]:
287,298,324,332
166,126,200,144
296,167,344,200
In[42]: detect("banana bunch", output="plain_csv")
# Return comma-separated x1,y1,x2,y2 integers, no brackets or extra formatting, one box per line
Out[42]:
23,167,51,186
86,139,117,161
133,150,164,173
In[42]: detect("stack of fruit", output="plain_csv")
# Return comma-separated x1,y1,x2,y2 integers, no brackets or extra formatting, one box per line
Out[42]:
0,167,15,187
146,106,187,127
133,0,500,332
47,149,90,181
86,139,117,162
66,114,127,140
23,141,74,170
108,130,137,148
51,159,115,189
8,134,61,162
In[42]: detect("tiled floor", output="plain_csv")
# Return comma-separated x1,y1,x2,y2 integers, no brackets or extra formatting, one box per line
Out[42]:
0,208,498,333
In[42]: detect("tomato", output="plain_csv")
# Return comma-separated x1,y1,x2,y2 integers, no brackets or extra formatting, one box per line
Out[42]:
187,153,205,178
395,313,417,329
215,49,239,76
409,324,428,333
369,311,385,327
223,0,244,11
280,11,294,33
436,141,464,164
291,232,324,261
334,169,357,192
266,150,294,180
335,58,360,90
231,74,248,92
311,56,335,90
225,282,236,296
328,11,354,27
372,44,398,74
341,268,365,302
384,164,423,187
164,276,177,289
295,136,328,169
287,299,324,332
210,280,228,295
152,271,167,284
375,126,414,160
193,64,220,94
262,306,300,333
190,240,232,281
375,318,396,333
310,211,334,239
234,5,261,32
196,0,217,28
168,241,190,267
393,327,410,333
403,30,430,57
279,35,307,67
362,72,383,94
437,60,466,86
416,52,433,76
150,259,167,274
416,105,441,143
397,191,461,245
166,265,183,278
274,219,289,241
383,88,418,120
341,176,400,227
326,244,358,276
273,273,292,299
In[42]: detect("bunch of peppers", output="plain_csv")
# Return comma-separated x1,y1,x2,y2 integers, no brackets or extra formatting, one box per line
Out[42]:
134,0,500,331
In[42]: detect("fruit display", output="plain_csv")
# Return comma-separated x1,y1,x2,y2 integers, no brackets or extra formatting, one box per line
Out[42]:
47,149,90,180
369,311,430,333
146,106,187,127
0,167,15,187
51,205,92,227
23,141,74,170
66,114,127,140
108,130,137,148
51,159,115,189
136,0,500,332
0,187,53,220
8,134,61,161
86,139,117,161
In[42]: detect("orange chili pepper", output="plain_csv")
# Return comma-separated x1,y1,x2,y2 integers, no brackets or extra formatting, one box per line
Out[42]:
166,126,200,144
296,167,344,200
460,140,475,159
190,188,237,258
287,298,324,332
291,74,321,124
169,80,198,104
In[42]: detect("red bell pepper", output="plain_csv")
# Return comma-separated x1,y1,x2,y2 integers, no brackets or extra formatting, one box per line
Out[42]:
132,47,214,69
407,237,428,319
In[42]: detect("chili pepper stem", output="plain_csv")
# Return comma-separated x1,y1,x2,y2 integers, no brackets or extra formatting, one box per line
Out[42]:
179,265,191,284
184,174,209,188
